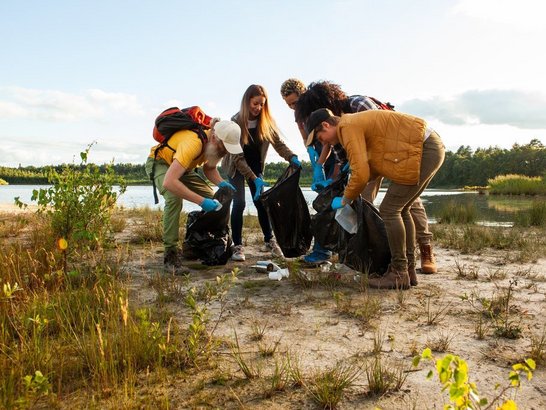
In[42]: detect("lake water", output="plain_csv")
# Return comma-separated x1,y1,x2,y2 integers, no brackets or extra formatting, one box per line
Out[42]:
0,184,533,225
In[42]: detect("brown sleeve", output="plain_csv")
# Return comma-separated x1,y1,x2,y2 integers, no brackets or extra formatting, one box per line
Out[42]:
340,125,370,201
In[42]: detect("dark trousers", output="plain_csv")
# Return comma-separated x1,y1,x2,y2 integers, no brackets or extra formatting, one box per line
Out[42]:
229,171,273,246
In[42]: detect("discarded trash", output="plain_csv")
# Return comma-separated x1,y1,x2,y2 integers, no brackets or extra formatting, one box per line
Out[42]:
268,268,289,281
320,261,333,272
251,260,274,272
335,204,358,234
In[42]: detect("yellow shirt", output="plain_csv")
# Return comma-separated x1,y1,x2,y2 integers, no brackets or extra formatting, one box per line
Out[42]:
149,129,210,171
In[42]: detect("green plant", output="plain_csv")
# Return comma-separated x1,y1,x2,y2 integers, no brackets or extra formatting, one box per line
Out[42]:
423,291,452,325
365,354,408,396
414,348,535,409
230,329,259,379
258,337,281,357
438,200,477,224
308,361,360,410
286,351,305,387
333,291,381,326
425,332,454,352
513,200,546,227
491,280,522,339
454,259,479,280
529,326,546,365
249,318,268,341
16,143,126,264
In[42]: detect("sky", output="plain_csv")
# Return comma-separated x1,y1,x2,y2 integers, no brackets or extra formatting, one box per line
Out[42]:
1,0,545,167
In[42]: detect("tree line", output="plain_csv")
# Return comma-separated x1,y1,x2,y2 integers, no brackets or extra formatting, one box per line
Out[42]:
1,139,544,188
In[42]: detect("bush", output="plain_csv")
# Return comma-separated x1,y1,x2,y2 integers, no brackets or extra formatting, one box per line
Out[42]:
488,174,546,195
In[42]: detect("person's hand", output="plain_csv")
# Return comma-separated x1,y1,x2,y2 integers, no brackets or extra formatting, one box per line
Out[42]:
341,162,350,173
290,155,301,168
312,163,325,184
218,180,236,191
253,177,270,201
307,146,318,166
312,178,332,192
200,198,222,212
331,196,344,210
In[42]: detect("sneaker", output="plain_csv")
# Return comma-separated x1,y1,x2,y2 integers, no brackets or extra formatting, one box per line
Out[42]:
303,250,332,265
231,245,246,261
263,238,283,257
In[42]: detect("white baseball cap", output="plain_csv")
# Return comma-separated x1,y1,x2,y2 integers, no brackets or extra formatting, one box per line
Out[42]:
214,120,243,154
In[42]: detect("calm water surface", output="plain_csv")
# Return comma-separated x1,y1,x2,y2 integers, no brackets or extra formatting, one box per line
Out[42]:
0,185,533,224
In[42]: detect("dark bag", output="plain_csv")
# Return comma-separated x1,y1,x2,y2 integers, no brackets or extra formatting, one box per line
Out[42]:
260,165,312,257
337,198,391,275
311,172,349,251
150,106,212,204
182,187,233,266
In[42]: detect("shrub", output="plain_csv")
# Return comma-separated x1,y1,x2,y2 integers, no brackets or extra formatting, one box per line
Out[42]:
488,174,546,195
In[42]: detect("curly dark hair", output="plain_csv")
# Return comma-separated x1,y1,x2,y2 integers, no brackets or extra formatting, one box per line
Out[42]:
294,80,348,124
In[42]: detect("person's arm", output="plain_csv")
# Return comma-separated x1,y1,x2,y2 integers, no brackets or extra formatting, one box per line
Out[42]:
317,144,331,165
203,161,223,186
163,160,207,205
340,127,370,202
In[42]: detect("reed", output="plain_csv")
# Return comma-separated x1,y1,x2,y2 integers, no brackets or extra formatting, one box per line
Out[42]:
488,174,546,195
437,200,477,224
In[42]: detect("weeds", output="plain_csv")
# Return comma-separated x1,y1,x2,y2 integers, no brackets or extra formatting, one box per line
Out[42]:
286,351,305,387
422,291,452,325
249,318,268,341
308,361,360,409
230,329,259,379
453,259,479,280
414,348,536,409
365,354,408,396
333,291,381,327
425,332,454,352
437,200,477,224
529,327,546,365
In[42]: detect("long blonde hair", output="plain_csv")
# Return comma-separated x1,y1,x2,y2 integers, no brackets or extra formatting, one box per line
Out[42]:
237,84,279,145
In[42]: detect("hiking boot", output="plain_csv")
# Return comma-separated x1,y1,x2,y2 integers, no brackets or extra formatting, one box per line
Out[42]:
419,243,437,274
231,245,246,262
263,238,283,257
367,265,410,290
163,248,183,270
408,263,418,286
303,249,332,265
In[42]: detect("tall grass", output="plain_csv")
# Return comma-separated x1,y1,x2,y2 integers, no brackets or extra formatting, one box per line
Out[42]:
0,242,193,408
437,200,477,224
513,200,546,227
488,174,546,195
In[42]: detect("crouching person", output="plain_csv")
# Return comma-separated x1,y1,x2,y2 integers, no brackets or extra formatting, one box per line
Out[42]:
145,120,242,270
305,109,445,289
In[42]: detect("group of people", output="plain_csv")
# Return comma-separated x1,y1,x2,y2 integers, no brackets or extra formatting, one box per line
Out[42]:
147,79,445,290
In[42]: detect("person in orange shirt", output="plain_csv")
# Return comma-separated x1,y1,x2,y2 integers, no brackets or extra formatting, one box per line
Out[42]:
305,108,445,289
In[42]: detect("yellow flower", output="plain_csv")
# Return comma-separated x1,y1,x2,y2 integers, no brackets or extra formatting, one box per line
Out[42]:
57,238,68,250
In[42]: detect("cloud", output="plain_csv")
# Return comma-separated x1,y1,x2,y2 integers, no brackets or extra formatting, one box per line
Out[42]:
0,87,145,121
399,89,546,129
452,0,544,32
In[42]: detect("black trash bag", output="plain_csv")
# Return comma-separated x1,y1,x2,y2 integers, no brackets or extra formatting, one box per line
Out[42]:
182,186,233,266
260,165,312,257
311,172,349,252
337,197,391,275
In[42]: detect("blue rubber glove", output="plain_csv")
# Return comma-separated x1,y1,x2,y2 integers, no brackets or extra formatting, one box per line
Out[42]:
290,155,301,168
312,163,325,184
253,177,270,201
312,178,333,192
331,196,344,210
307,146,318,166
200,198,222,212
341,162,350,173
218,180,236,191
